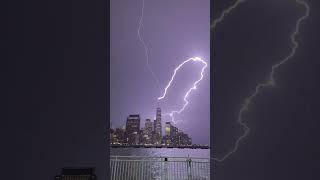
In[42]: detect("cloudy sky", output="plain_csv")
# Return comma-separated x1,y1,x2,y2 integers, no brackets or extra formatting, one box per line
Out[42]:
111,0,210,144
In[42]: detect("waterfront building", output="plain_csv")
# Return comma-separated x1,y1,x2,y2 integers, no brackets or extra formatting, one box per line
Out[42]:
125,114,141,145
165,122,171,145
111,128,126,144
144,119,153,144
177,131,192,146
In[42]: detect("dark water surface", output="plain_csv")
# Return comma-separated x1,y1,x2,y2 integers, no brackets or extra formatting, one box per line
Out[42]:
110,148,210,158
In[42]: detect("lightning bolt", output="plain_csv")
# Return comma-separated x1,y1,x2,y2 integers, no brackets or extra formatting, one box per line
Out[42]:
137,0,208,119
210,0,246,30
211,0,310,162
158,57,208,124
137,0,161,92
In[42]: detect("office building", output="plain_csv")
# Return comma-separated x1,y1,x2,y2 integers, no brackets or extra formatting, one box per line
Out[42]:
154,107,162,144
125,114,140,145
165,122,171,145
111,128,126,144
177,131,192,146
144,119,153,144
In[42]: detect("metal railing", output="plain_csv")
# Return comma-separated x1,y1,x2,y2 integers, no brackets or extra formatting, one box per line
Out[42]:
110,156,210,180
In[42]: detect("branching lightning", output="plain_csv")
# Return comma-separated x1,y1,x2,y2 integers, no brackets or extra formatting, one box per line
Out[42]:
211,0,310,162
137,0,208,120
138,0,161,92
158,57,208,124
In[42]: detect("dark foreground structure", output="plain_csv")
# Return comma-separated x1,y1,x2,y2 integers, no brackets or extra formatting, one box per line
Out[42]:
110,156,210,180
54,168,97,180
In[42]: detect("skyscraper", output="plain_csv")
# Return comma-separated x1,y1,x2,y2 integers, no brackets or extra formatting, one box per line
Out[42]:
154,107,162,144
125,114,140,145
144,119,153,144
177,130,192,146
165,122,171,136
171,125,179,145
165,122,171,145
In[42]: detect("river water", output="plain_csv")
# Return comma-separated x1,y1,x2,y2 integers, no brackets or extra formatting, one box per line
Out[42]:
110,147,210,158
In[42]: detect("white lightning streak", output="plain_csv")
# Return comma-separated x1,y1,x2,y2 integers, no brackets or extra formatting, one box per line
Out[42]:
212,0,310,162
138,0,161,92
211,0,246,30
158,57,208,124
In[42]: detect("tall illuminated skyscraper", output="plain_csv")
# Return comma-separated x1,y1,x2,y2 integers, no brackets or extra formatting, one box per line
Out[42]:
154,107,162,144
165,122,171,145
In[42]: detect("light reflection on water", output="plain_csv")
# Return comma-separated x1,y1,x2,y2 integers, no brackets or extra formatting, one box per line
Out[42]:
110,148,210,158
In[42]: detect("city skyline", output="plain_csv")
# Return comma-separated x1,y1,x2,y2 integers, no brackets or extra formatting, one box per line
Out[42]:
111,0,210,145
110,107,196,146
110,106,199,142
110,107,196,145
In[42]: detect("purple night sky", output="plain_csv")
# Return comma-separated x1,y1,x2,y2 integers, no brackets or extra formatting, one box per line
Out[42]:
111,0,210,145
